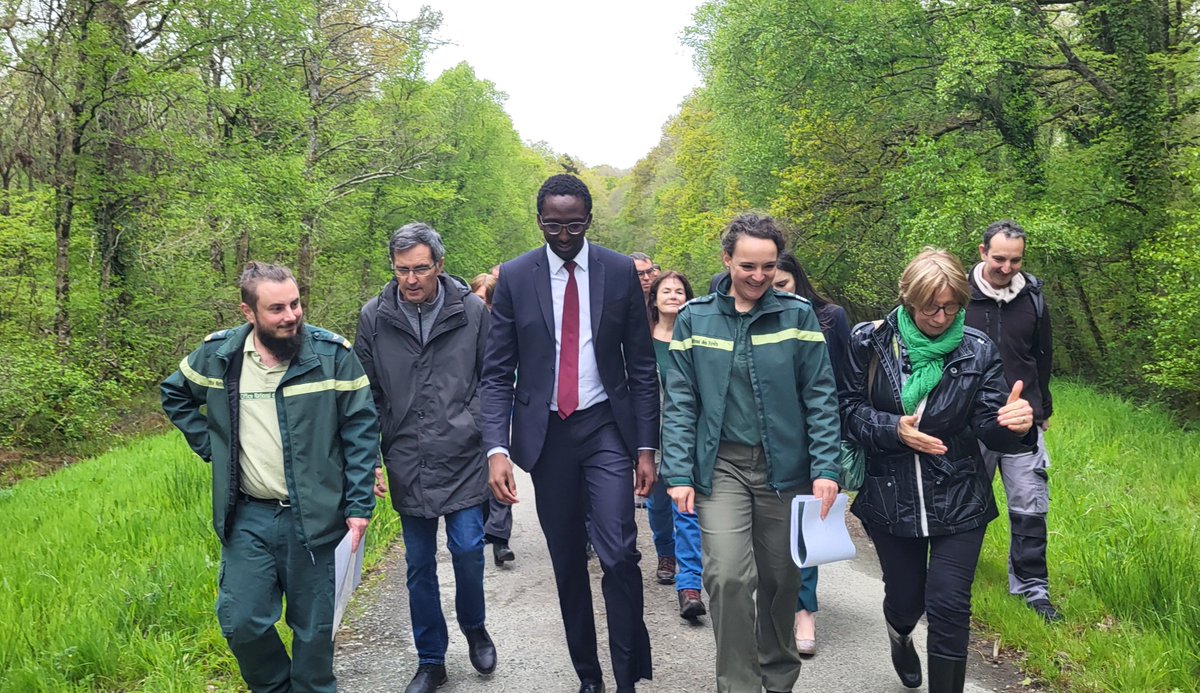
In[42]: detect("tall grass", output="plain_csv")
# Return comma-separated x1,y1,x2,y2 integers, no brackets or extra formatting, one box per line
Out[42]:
0,433,399,692
973,380,1200,692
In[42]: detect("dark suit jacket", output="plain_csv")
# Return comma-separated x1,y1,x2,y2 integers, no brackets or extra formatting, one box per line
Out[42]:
480,243,660,470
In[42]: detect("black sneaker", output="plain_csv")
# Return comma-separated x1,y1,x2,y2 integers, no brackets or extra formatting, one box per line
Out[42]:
1028,598,1063,623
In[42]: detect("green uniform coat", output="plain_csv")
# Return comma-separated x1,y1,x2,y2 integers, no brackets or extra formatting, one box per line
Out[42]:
660,281,842,495
161,323,379,550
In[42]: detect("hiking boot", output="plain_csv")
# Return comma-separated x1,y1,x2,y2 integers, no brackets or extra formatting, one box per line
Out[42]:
1028,598,1063,623
678,589,706,619
462,625,497,675
492,541,515,566
404,663,447,693
655,556,677,584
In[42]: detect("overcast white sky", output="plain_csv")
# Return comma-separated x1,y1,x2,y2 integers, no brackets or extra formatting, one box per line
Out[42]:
388,1,705,170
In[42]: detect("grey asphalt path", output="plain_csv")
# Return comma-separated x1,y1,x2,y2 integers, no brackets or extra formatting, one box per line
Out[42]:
334,471,1018,692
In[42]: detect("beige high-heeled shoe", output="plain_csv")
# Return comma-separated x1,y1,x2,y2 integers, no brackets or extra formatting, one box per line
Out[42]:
794,609,816,657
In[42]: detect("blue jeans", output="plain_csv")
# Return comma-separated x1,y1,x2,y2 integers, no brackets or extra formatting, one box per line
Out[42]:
673,505,703,591
400,506,486,665
645,479,675,558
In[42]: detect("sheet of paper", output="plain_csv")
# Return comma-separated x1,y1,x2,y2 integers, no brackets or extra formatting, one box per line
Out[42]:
790,493,857,568
332,532,366,638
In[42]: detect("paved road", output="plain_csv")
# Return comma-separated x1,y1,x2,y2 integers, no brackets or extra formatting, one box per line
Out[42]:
334,471,1023,692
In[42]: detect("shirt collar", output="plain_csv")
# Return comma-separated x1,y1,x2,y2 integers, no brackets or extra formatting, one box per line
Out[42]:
545,239,590,275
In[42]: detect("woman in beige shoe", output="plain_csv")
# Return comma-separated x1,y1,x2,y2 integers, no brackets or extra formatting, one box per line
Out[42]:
772,253,852,657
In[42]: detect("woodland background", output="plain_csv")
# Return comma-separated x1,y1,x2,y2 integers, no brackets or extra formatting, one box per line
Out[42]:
1,0,1198,456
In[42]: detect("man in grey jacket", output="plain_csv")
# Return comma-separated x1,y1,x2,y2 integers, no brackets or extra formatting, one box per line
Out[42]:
354,223,496,693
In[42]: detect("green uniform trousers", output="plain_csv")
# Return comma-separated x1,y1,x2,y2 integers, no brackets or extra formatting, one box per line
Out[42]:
697,442,806,693
217,498,338,693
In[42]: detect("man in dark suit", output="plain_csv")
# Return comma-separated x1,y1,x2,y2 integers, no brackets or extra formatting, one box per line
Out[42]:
481,174,658,693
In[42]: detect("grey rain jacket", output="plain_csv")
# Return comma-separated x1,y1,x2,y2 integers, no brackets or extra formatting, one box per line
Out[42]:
354,274,490,519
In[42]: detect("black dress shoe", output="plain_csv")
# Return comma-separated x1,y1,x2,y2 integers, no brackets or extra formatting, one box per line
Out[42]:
462,624,497,674
493,541,516,566
578,680,605,693
404,663,447,693
886,621,922,688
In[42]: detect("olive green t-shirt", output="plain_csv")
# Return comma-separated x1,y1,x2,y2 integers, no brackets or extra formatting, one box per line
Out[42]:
720,312,762,447
237,337,290,500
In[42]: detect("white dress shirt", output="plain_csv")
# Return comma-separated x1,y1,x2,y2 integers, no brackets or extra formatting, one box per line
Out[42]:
546,241,607,412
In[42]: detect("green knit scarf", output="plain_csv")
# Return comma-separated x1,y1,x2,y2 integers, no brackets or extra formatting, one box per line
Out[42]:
895,307,965,415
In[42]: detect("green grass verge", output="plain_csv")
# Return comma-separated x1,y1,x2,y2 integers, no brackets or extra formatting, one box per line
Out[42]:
973,380,1200,692
0,432,400,692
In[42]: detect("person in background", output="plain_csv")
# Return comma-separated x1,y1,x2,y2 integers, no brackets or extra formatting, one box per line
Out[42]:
772,252,851,657
842,248,1035,693
470,273,498,312
161,262,378,693
646,270,706,619
965,220,1060,623
353,224,496,693
661,213,842,693
630,252,660,302
469,271,515,566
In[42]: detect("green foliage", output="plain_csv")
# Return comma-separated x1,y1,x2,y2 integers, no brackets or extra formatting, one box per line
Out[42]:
0,0,552,448
611,0,1200,410
0,432,402,691
0,339,122,448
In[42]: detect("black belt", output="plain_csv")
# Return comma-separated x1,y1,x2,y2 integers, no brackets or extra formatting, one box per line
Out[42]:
239,493,291,508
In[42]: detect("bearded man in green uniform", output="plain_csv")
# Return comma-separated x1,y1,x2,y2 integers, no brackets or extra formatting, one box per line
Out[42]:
161,262,380,693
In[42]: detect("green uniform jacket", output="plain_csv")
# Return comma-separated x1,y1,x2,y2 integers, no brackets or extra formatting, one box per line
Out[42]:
160,323,379,551
660,283,842,495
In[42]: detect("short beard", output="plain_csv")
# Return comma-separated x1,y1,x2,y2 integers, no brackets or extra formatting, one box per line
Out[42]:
256,320,304,361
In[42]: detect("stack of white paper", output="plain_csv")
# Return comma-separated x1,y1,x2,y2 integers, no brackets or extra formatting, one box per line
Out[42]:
790,493,857,568
332,533,366,638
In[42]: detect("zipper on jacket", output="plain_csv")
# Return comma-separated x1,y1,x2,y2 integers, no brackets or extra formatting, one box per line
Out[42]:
913,454,929,537
913,398,930,537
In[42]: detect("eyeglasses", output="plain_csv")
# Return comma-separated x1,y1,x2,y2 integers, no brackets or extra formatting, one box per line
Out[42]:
538,214,591,236
636,269,656,278
393,265,437,278
918,302,963,317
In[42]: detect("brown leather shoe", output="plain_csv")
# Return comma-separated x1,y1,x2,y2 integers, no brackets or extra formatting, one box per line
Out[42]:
655,556,677,584
678,589,706,619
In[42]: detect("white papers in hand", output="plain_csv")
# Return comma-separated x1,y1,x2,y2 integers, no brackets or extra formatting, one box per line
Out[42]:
790,493,856,568
332,532,366,638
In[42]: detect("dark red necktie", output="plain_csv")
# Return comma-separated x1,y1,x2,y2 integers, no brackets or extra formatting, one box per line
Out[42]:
557,260,579,419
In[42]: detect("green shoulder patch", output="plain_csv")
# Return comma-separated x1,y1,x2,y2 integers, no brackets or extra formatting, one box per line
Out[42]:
312,329,352,349
775,291,812,305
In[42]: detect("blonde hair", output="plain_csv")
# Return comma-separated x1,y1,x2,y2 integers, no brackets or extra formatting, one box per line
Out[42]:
470,273,497,307
898,247,970,312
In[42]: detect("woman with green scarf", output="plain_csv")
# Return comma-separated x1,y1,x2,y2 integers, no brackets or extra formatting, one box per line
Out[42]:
842,248,1035,693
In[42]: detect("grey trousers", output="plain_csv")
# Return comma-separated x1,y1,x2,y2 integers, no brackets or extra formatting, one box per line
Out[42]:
696,442,805,693
980,428,1052,602
482,496,512,542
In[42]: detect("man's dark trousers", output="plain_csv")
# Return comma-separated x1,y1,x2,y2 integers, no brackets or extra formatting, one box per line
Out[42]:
531,401,652,690
218,498,337,693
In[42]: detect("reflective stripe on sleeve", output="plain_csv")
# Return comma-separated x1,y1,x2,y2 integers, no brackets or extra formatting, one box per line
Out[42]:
669,335,735,352
179,357,224,389
751,328,825,346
